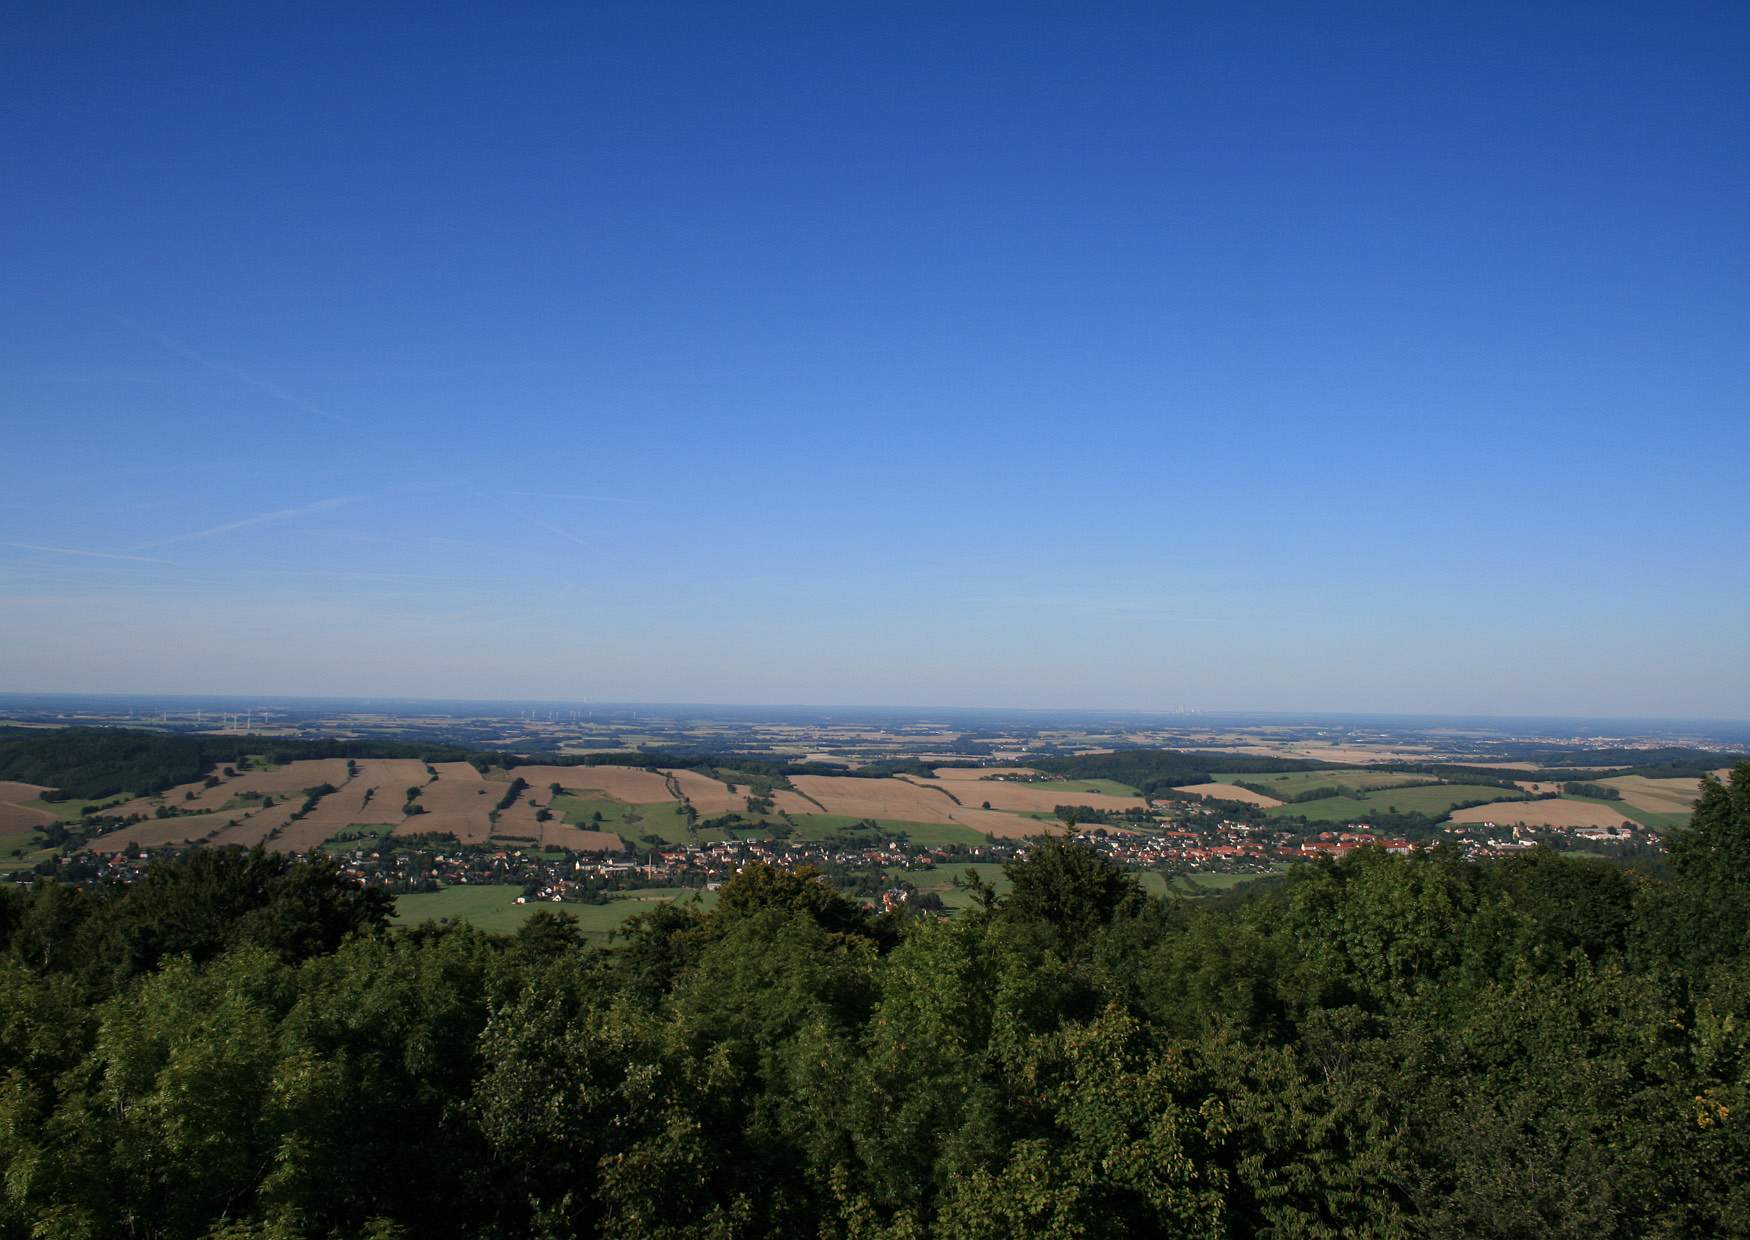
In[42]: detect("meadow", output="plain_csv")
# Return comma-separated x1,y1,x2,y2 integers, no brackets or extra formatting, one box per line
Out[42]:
391,884,718,937
1220,769,1439,797
1263,782,1527,823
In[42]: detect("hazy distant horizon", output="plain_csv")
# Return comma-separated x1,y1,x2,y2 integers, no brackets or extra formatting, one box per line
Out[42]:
2,690,1746,736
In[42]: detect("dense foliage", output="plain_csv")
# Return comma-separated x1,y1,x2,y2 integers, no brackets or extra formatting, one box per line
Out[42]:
1,766,1746,1238
1031,749,1328,795
0,728,499,801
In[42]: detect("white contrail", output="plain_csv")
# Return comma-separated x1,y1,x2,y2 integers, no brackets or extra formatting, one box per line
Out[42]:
508,491,653,505
535,521,591,548
1,541,177,565
133,496,357,549
111,315,353,427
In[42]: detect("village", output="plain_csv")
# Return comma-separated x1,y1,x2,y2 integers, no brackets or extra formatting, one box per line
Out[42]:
55,805,1665,913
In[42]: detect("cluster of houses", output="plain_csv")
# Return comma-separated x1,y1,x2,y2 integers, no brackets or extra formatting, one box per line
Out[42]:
1438,818,1661,861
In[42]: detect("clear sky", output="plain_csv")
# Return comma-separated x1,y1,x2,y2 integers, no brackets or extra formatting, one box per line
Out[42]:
3,2,1746,716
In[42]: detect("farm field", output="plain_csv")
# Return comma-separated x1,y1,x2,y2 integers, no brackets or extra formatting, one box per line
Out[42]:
173,759,353,814
1023,777,1144,798
929,766,1045,782
551,794,692,846
1221,770,1438,798
788,776,1069,839
1447,799,1637,830
1263,783,1527,823
1174,783,1285,808
390,884,538,933
886,862,1012,911
398,767,497,845
1166,869,1282,896
0,781,57,829
792,774,962,821
391,884,717,937
296,758,429,829
18,792,136,822
85,812,244,851
786,815,988,846
1563,796,1690,831
321,822,398,852
1597,775,1709,815
508,765,677,804
908,773,1145,816
219,803,304,849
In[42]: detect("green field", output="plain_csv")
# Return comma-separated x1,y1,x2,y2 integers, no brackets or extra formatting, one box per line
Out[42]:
1220,770,1436,798
1264,783,1526,823
391,884,718,937
786,814,987,846
0,823,56,872
552,795,695,845
1568,796,1690,831
1021,777,1143,798
886,862,1012,911
23,793,136,821
1165,870,1279,897
320,822,398,852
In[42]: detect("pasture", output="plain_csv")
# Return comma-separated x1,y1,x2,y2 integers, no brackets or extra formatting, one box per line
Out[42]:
786,815,987,846
886,862,1013,911
391,884,716,938
1264,783,1527,823
1220,770,1437,798
552,794,693,845
1166,870,1280,897
1023,777,1144,798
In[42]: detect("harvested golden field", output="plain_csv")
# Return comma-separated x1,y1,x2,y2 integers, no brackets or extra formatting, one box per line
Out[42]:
930,766,1043,782
536,823,625,852
97,794,178,819
938,807,1065,839
789,775,961,823
1515,781,1565,796
768,789,823,815
912,775,1145,815
664,768,746,815
1598,775,1705,814
98,759,356,817
429,761,482,782
210,803,302,849
86,813,244,851
1174,783,1285,808
506,765,678,804
0,781,54,833
492,780,557,838
269,815,353,854
1448,800,1635,829
0,802,54,833
183,759,355,812
399,769,497,844
297,759,429,830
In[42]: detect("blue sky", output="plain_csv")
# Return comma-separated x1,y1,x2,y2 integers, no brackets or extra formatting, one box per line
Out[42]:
3,2,1746,715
